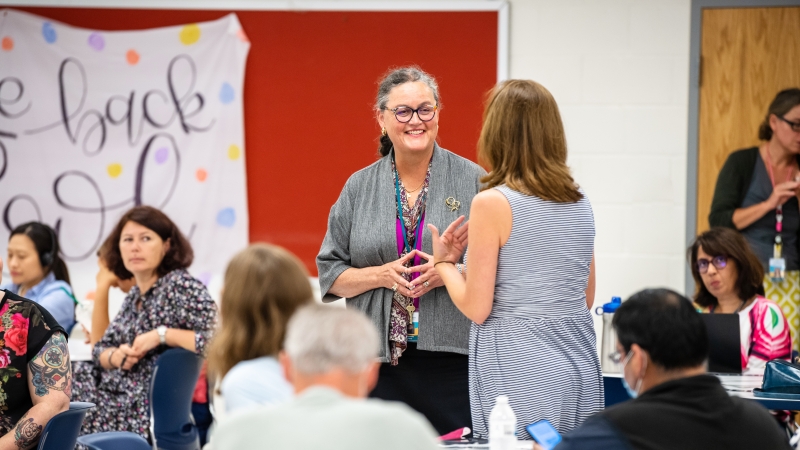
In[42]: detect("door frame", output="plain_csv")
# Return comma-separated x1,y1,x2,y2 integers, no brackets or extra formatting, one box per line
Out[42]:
685,0,800,296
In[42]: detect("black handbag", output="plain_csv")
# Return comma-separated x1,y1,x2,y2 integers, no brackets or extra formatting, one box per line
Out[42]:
753,359,800,399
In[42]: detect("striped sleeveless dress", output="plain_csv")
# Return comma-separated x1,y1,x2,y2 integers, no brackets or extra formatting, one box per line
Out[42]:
469,186,603,438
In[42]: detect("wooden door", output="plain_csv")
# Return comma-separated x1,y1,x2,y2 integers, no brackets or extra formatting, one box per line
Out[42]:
697,6,800,233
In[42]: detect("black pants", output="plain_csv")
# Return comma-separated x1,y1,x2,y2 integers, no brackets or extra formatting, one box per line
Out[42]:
369,343,472,436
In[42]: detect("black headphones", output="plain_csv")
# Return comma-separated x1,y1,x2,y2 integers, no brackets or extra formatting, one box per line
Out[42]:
38,224,57,268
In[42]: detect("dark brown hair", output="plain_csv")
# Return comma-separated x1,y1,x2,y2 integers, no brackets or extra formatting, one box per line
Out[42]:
104,206,193,279
758,88,800,141
478,80,582,203
207,243,313,380
10,222,71,285
688,227,764,308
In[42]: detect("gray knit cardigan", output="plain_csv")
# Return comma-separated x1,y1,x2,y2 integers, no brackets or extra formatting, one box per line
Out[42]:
316,144,486,362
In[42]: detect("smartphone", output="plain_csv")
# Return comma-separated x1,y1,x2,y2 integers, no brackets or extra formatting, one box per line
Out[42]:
526,420,562,450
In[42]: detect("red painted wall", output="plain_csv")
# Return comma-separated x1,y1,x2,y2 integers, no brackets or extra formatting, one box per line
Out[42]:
14,6,498,274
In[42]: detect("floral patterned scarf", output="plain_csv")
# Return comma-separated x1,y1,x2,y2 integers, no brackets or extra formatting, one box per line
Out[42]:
389,156,432,365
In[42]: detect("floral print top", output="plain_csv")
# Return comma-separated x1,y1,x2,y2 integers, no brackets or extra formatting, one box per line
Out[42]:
91,269,217,392
0,290,64,435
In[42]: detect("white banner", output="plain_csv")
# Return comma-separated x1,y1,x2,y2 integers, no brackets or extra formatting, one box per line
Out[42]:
0,10,250,308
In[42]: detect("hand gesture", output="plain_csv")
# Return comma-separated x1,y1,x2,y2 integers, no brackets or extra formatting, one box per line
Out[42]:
131,330,161,356
96,258,121,290
378,252,417,297
116,344,143,371
427,216,469,266
768,180,800,209
407,251,444,298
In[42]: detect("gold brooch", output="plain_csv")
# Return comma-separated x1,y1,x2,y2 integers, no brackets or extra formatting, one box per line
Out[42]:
445,197,461,212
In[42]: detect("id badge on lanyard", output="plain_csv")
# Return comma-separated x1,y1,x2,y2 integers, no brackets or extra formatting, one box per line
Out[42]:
764,146,792,283
770,206,786,283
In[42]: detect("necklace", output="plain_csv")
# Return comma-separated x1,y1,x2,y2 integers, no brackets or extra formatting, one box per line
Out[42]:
403,180,425,193
713,298,747,314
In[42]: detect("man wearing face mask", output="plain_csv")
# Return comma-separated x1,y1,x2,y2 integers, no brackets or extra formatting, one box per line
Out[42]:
555,288,791,450
209,305,440,450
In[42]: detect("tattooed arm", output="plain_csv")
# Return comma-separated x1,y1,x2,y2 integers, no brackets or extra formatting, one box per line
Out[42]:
0,332,71,450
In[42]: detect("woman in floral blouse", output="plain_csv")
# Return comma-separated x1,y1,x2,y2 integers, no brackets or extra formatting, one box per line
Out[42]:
0,256,71,449
72,206,217,439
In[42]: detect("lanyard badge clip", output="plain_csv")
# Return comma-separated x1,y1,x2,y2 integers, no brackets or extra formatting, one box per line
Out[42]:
770,212,786,283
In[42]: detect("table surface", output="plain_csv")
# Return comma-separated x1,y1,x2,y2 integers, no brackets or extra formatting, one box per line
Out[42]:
716,373,800,410
604,372,800,411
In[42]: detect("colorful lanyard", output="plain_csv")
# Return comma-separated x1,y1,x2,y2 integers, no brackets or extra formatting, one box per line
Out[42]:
392,156,427,311
763,147,795,258
392,157,426,256
60,287,79,305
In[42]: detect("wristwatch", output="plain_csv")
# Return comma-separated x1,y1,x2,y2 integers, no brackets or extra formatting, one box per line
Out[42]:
157,325,167,345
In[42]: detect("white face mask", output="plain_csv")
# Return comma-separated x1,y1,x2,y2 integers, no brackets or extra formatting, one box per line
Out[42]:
621,350,647,399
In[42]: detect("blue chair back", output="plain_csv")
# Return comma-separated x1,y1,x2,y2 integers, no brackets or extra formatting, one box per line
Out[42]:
77,431,152,450
149,348,203,450
603,375,632,408
37,402,95,450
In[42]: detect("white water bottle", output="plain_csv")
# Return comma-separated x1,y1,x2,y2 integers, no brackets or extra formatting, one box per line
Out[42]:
489,395,517,450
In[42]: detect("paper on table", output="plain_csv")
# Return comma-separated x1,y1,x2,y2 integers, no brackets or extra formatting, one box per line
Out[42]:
716,373,763,393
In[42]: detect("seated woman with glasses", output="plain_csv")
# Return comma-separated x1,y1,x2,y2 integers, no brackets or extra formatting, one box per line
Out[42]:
689,227,792,374
708,88,800,350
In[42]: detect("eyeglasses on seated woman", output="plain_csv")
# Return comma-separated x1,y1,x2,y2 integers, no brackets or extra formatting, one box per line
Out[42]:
689,227,792,374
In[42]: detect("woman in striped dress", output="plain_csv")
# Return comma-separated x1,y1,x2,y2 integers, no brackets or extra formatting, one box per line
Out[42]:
428,79,603,438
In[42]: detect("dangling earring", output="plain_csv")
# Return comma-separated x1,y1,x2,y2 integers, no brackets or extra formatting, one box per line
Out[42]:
381,128,387,137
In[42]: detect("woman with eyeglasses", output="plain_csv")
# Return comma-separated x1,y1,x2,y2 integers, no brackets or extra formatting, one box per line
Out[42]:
709,88,800,350
690,227,791,373
317,66,485,435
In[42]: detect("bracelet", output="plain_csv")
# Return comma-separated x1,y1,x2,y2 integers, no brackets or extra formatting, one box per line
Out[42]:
106,349,117,368
434,261,455,268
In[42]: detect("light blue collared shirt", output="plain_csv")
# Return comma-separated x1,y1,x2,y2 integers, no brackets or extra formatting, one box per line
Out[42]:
220,356,292,415
0,272,76,332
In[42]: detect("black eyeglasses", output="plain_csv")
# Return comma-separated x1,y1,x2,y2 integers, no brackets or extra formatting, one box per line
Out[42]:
696,255,728,274
778,116,800,132
384,105,438,123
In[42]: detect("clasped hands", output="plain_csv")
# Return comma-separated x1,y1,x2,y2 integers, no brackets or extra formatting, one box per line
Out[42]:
381,216,469,298
108,329,163,370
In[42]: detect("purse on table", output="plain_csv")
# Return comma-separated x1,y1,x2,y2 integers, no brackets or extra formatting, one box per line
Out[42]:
753,359,800,399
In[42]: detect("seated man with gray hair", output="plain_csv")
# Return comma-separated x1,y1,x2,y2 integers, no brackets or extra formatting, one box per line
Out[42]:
211,305,440,450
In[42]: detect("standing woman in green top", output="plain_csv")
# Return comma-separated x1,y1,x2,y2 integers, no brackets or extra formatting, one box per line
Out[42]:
709,88,800,350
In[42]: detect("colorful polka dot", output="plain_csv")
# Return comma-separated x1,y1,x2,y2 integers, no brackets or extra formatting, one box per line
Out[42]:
88,32,105,51
126,49,140,65
42,23,57,44
107,163,122,178
219,83,235,104
216,208,236,227
227,144,241,160
155,147,169,164
196,169,208,182
1,37,13,51
179,24,201,45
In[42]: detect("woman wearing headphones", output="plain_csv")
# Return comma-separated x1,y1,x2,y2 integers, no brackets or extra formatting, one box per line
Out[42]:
1,222,76,332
